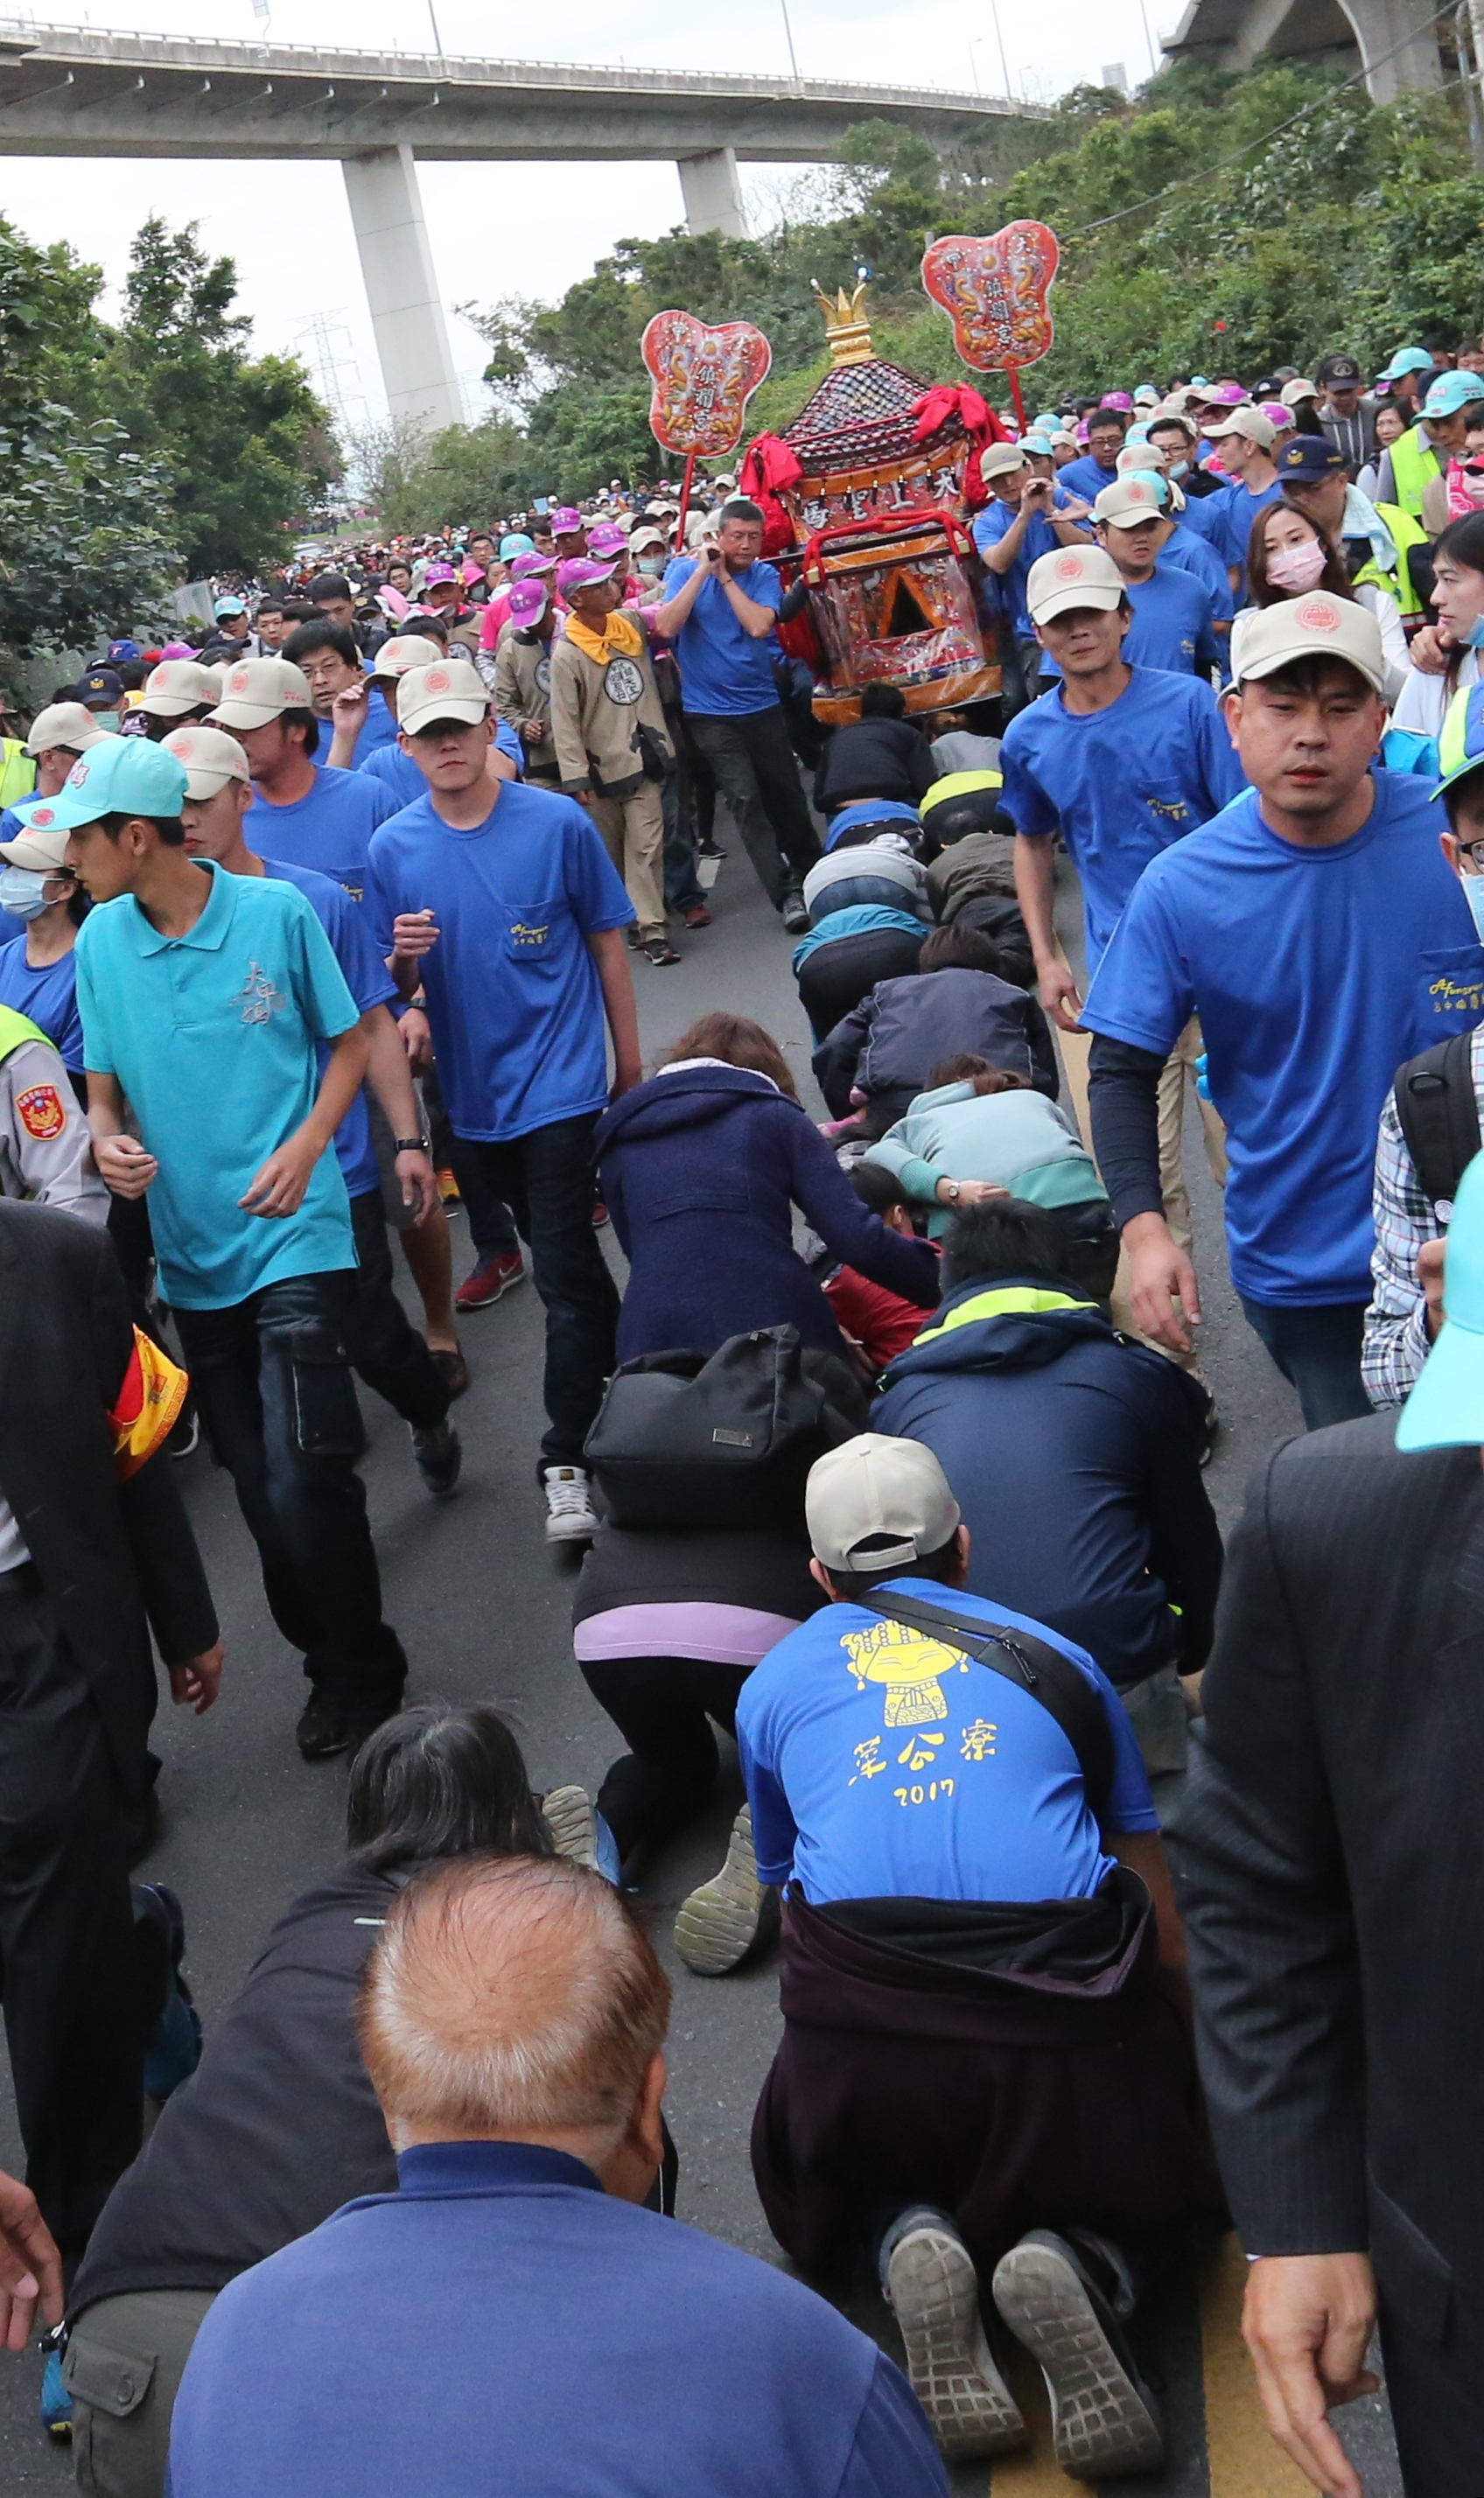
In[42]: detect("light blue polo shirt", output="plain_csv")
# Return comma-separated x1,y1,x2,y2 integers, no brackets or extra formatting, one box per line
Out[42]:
74,861,360,1310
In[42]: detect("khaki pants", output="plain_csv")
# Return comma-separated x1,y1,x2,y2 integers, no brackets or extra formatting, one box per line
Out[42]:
65,2287,218,2497
588,785,666,940
1059,1016,1227,1360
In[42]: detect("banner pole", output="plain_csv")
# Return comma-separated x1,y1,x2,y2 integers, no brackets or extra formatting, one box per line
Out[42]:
1004,367,1027,431
675,451,697,547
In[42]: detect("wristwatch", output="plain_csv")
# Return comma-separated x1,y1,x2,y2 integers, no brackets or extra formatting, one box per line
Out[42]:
940,1178,962,1204
394,1134,432,1155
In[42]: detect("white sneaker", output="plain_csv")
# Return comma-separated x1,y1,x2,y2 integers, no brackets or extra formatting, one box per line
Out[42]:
543,1466,598,1543
542,1785,601,1868
885,2215,1026,2460
673,1804,778,1975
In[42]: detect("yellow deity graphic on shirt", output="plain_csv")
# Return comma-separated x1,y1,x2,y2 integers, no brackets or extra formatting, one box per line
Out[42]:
840,1620,970,1728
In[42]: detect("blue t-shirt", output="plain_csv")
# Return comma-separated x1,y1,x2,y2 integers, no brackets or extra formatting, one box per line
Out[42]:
0,934,83,1069
1040,563,1221,684
364,783,632,1143
1162,520,1236,620
0,793,48,941
74,862,360,1311
257,857,396,1200
1082,773,1484,1305
1172,482,1232,547
971,500,1061,639
998,666,1247,971
244,763,398,900
360,718,524,811
662,556,783,717
1056,452,1121,505
1211,478,1284,590
738,1577,1155,1906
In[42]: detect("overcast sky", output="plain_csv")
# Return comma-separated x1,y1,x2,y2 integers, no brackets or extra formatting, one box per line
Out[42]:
0,0,1173,423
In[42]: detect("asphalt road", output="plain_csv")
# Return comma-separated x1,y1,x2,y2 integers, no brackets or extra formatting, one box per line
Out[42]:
0,843,1401,2494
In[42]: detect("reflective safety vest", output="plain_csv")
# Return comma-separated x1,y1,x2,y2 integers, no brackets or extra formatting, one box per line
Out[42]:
1388,424,1441,524
1354,502,1431,618
0,1004,47,1067
0,740,35,810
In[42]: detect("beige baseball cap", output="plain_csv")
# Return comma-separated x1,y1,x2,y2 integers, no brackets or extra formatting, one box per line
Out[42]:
369,633,444,682
162,724,252,800
396,662,490,737
1280,377,1320,407
139,659,220,719
1233,591,1386,696
24,701,110,758
208,655,313,731
1094,474,1166,527
806,1436,962,1576
1026,542,1125,626
1201,405,1277,450
979,441,1028,479
0,814,72,871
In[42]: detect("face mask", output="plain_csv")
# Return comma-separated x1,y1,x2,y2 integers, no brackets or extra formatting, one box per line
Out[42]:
1167,458,1189,479
0,865,53,921
1267,539,1328,591
90,711,120,734
1461,870,1484,941
638,557,662,579
1465,617,1484,649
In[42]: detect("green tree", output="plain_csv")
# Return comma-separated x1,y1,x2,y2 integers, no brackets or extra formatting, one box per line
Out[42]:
0,405,178,653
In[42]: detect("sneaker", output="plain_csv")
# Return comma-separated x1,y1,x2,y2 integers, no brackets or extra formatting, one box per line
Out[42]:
542,1784,601,1867
682,902,712,928
135,1882,203,2103
780,894,810,934
296,1686,351,1761
543,1465,599,1543
696,837,727,860
674,1803,778,1975
643,936,682,966
410,1417,462,1498
625,922,643,949
40,2334,71,2440
455,1248,525,1312
430,1347,471,1400
882,2212,1026,2460
990,2230,1165,2479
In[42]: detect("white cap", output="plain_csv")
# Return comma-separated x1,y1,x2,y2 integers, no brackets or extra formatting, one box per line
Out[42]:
1201,405,1277,450
24,701,109,758
806,1436,962,1575
396,662,490,737
162,724,252,800
978,441,1027,479
1233,592,1387,696
1280,377,1320,407
139,659,220,719
368,634,444,681
208,655,314,731
0,813,72,871
1026,542,1125,626
1094,474,1166,527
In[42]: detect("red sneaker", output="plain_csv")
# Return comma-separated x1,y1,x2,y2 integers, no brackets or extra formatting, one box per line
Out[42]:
454,1249,525,1312
682,903,712,929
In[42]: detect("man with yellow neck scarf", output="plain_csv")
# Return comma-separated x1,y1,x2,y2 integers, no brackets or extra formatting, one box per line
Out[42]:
550,558,679,967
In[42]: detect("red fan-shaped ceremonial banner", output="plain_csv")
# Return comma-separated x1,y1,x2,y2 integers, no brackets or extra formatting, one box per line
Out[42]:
640,311,774,458
920,223,1060,374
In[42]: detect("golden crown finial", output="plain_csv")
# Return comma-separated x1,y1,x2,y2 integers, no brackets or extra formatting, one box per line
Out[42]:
812,279,874,367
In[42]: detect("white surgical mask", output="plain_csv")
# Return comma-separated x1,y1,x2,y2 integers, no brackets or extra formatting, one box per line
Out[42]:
1461,868,1484,940
0,865,53,920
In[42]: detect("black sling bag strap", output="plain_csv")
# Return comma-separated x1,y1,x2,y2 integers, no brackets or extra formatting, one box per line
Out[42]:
858,1590,1116,1822
1393,1029,1480,1211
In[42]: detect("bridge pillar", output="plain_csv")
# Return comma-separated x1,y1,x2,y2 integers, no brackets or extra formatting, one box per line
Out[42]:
1346,0,1442,96
677,147,748,239
342,143,465,435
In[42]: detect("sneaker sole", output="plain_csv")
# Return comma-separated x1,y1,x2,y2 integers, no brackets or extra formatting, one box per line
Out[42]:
673,1807,776,1975
991,2240,1165,2478
455,1273,523,1311
544,1510,598,1543
886,2227,1026,2460
542,1785,600,1869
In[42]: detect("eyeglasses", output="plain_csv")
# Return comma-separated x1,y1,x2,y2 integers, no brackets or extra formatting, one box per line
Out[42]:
1455,836,1484,868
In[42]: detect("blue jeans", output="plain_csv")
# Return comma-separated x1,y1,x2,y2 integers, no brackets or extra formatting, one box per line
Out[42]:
174,1270,407,1701
1238,1295,1372,1431
461,1112,620,1470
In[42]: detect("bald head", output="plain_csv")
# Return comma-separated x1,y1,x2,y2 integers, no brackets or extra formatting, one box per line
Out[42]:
358,1855,670,2176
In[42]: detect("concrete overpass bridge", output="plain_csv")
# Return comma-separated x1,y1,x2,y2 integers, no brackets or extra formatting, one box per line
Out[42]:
0,19,1040,430
1163,0,1446,105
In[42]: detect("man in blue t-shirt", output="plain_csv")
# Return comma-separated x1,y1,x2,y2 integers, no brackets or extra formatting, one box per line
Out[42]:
999,542,1243,1295
365,661,639,1545
970,442,1088,714
720,1435,1209,2480
1054,406,1127,507
652,499,820,933
323,633,524,808
1090,475,1222,677
1201,407,1283,596
62,735,410,1765
208,655,397,900
1082,594,1484,1428
166,723,461,1503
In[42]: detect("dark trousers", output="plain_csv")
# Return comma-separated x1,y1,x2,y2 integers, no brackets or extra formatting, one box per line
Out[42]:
797,929,926,1046
686,707,822,908
0,1572,143,2257
661,772,706,913
461,1113,620,1468
173,1270,406,1702
1238,1295,1371,1431
347,1192,449,1430
579,1653,750,1859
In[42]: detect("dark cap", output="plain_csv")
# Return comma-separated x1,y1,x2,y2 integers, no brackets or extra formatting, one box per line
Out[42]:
1315,352,1364,387
75,668,123,703
1277,435,1349,484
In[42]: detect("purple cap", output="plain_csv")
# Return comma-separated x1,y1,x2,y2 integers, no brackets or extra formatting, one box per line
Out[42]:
1099,390,1133,411
1205,380,1249,405
586,521,628,556
509,550,555,582
160,640,198,659
550,507,584,535
507,579,550,626
423,561,458,586
1258,398,1294,429
556,556,617,595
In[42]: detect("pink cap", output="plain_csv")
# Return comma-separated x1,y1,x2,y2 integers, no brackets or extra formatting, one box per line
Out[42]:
459,557,485,584
1205,380,1249,405
160,640,197,659
585,521,628,556
550,507,584,535
1099,390,1133,411
556,556,617,595
1258,398,1295,430
509,550,555,581
423,561,458,586
507,579,550,626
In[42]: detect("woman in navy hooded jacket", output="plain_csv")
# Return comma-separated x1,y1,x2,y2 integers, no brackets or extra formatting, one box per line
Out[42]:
595,1013,941,1364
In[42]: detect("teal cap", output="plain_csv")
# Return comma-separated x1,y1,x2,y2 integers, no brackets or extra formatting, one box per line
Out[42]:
44,734,189,829
1397,1147,1484,1450
1377,345,1433,381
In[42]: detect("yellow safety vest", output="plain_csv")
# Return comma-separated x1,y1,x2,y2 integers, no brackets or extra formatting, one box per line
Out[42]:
1388,424,1441,524
0,741,35,810
0,1004,47,1066
1354,503,1431,618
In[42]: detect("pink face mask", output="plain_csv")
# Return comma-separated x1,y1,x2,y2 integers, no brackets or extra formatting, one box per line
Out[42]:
1266,538,1328,591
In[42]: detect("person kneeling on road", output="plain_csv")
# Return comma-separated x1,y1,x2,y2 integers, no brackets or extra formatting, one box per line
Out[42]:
738,1436,1222,2482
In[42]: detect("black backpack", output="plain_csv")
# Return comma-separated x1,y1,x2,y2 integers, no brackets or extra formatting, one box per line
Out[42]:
1392,1030,1480,1210
858,1587,1116,1822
